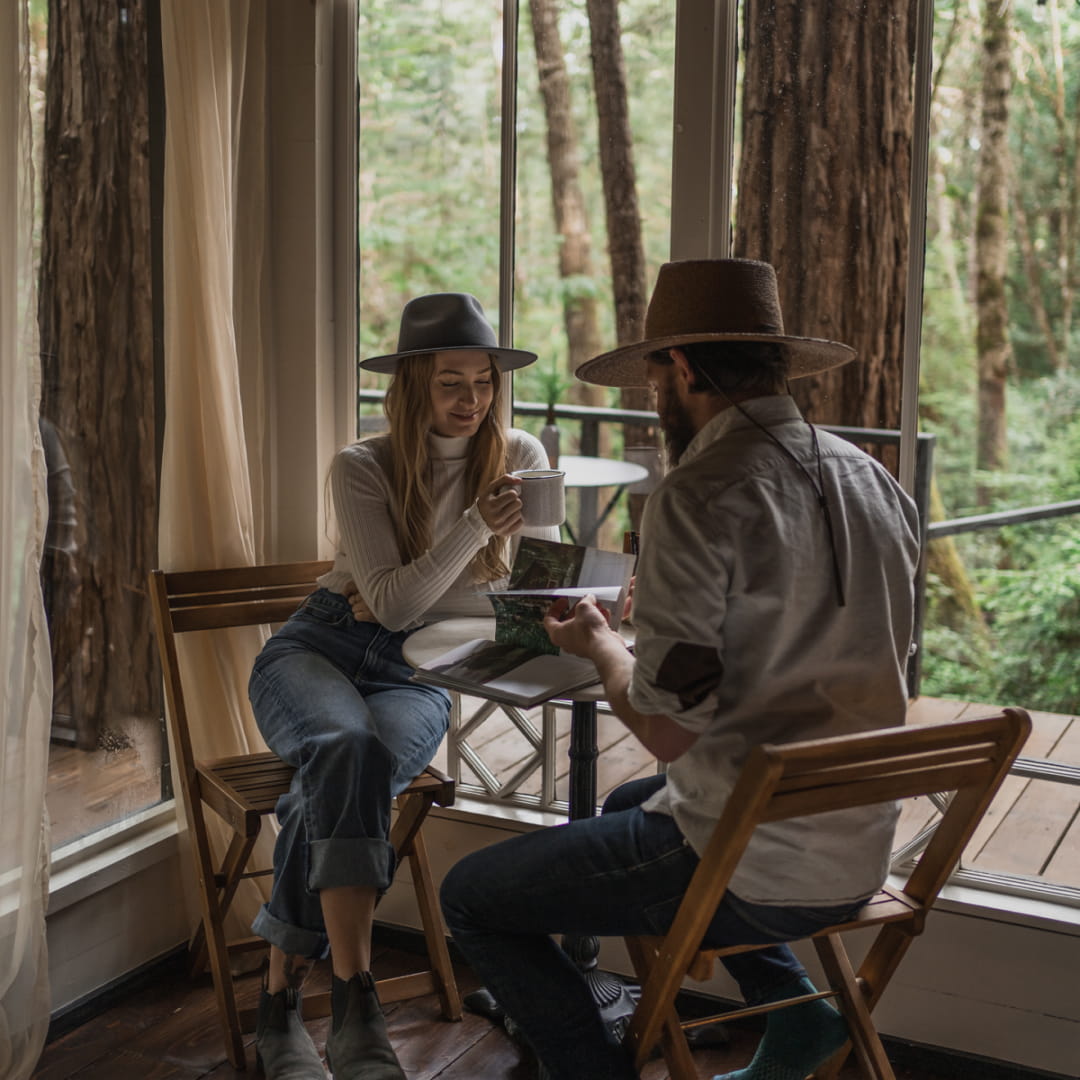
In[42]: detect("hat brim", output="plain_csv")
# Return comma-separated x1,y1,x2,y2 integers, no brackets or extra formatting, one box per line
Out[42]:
359,344,537,375
575,333,855,387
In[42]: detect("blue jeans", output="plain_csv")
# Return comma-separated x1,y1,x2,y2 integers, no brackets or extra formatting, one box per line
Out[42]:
248,589,450,959
440,775,866,1080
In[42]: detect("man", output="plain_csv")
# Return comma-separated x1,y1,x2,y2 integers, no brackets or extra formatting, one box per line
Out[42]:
440,258,921,1080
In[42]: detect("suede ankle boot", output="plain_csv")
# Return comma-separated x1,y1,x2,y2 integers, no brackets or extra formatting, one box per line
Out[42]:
255,985,325,1079
324,972,406,1079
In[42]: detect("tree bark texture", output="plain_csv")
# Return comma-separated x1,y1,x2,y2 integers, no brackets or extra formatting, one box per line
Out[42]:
585,0,656,499
527,0,604,381
38,0,158,748
734,0,916,438
974,0,1011,479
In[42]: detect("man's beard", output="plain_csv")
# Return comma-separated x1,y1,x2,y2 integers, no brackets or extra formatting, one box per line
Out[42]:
658,391,696,467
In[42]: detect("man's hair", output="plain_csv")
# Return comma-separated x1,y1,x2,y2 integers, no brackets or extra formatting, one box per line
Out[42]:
650,341,789,396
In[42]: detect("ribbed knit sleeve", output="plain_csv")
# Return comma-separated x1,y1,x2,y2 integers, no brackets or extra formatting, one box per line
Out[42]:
329,437,490,631
325,429,559,631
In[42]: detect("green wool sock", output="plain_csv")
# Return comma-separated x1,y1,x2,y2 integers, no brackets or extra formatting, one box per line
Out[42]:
711,976,849,1080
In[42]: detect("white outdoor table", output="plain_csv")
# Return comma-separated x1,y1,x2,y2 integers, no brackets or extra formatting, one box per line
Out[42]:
558,455,649,547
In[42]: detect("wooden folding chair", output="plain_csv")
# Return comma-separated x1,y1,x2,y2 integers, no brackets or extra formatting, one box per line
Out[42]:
149,561,462,1070
624,708,1031,1080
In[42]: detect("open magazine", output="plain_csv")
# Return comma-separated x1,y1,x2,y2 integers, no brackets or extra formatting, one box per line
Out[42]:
410,537,636,708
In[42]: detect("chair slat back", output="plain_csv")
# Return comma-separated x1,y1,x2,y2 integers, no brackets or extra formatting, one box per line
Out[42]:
757,715,1022,823
628,709,1032,1066
148,561,334,804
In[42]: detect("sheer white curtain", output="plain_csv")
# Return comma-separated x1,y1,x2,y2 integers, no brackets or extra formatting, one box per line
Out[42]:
159,0,275,937
0,2,53,1077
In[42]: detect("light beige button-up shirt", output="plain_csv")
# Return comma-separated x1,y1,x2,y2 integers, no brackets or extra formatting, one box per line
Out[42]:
628,395,921,907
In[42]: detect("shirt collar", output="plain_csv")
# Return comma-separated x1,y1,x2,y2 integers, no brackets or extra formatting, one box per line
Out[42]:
679,394,803,467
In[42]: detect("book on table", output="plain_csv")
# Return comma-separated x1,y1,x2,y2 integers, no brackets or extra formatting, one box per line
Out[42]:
410,537,636,708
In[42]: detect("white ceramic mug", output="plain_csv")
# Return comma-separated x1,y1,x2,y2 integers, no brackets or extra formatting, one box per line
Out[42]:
512,469,566,528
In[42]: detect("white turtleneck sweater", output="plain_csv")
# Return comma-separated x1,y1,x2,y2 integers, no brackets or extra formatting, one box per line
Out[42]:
317,428,559,631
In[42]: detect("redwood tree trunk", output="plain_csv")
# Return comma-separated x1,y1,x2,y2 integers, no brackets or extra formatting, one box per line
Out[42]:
734,1,916,438
527,0,604,378
585,0,656,526
974,0,1012,483
38,0,158,748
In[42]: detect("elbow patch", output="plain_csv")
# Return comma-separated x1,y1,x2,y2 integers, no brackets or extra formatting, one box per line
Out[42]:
654,643,724,711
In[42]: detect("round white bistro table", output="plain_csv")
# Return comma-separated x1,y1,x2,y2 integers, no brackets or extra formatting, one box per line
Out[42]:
402,616,614,819
558,455,649,547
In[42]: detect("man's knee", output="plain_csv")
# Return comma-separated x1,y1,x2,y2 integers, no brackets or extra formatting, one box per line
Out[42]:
439,850,480,931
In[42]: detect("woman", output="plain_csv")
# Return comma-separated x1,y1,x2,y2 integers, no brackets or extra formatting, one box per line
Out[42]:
248,293,558,1079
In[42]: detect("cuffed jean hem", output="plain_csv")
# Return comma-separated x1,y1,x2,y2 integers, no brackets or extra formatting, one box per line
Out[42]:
310,836,396,893
252,903,329,960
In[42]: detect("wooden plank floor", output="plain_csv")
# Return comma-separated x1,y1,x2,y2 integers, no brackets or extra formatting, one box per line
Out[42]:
32,942,981,1080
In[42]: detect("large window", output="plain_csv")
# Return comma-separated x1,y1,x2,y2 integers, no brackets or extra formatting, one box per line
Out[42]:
914,0,1080,903
31,1,166,851
356,0,674,416
355,0,674,809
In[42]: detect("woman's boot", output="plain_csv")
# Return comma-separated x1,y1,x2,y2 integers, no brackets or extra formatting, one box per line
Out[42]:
255,984,325,1079
324,972,406,1079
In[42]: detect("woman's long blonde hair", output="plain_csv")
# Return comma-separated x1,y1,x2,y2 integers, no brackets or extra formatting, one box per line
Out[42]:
383,353,510,582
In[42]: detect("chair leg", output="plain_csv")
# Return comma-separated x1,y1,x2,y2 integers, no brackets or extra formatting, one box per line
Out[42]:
407,825,463,1020
625,937,698,1080
189,813,247,1070
813,934,896,1080
188,830,257,977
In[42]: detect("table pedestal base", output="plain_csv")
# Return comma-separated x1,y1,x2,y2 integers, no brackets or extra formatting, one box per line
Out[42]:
560,933,638,1041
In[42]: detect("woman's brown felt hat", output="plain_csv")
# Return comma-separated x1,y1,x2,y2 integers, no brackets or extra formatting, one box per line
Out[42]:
359,292,537,374
575,259,855,387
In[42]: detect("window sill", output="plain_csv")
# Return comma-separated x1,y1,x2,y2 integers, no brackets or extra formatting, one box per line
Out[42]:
46,800,180,916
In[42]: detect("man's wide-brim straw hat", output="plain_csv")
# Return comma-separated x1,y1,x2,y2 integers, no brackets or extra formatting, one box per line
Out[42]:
359,292,536,374
575,258,855,387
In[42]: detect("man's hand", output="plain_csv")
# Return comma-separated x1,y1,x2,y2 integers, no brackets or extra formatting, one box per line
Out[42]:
544,591,698,764
542,594,618,660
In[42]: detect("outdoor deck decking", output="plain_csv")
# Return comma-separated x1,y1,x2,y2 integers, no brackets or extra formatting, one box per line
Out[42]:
452,694,1080,892
44,695,1080,891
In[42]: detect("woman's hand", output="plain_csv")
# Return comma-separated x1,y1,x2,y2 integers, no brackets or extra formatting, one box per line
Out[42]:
476,474,524,536
622,575,635,623
343,581,377,622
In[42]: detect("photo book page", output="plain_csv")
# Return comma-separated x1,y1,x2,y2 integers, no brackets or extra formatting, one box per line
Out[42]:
410,538,635,707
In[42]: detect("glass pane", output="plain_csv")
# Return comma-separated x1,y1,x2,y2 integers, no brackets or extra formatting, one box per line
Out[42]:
512,0,674,544
918,3,1079,889
356,1,674,547
356,0,504,370
32,4,165,849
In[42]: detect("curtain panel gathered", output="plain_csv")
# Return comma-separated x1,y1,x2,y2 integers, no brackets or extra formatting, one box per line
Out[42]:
0,2,53,1077
159,0,276,940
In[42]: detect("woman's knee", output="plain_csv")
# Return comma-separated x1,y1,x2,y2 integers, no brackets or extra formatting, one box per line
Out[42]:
309,723,395,787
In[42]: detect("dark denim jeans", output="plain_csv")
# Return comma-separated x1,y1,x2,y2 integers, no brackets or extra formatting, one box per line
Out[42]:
248,589,450,959
440,775,866,1080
